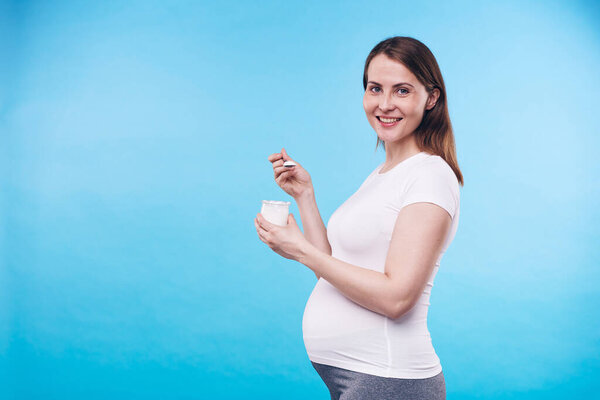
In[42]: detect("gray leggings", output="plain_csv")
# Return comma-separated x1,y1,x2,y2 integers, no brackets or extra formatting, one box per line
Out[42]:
311,362,446,400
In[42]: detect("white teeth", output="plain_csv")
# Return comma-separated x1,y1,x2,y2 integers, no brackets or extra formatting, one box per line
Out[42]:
380,117,402,123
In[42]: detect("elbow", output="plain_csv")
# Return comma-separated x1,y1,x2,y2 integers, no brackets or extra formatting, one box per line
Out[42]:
387,297,417,320
387,305,403,320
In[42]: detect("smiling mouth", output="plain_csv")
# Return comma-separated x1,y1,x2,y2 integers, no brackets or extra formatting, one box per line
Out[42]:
377,116,403,123
376,116,403,127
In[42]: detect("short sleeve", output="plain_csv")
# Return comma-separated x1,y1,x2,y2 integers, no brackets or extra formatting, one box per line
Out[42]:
400,162,459,219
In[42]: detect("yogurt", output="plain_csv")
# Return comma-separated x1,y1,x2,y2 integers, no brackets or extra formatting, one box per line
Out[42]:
261,200,290,226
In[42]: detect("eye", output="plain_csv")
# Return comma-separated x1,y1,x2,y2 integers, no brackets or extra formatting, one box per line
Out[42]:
369,86,381,93
397,88,409,95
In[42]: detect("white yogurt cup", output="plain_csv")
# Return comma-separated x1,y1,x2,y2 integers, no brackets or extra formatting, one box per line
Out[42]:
261,200,291,226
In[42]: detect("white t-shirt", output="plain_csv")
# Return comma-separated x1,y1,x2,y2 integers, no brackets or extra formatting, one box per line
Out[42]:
302,151,460,379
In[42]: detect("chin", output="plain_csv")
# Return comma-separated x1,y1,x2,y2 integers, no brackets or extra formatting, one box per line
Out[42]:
377,130,399,140
378,132,408,144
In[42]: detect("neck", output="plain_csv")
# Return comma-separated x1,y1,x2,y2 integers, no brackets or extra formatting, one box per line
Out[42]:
382,136,421,169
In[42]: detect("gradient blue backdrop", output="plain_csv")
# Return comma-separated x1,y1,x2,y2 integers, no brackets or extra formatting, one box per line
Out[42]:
2,0,599,398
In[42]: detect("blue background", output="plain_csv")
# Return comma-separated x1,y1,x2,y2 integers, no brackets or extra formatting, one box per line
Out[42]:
2,0,599,398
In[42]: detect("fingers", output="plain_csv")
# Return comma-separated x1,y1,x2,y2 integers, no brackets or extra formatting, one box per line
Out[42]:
255,214,276,246
275,170,293,184
254,218,268,239
269,150,298,181
268,153,282,162
274,164,294,174
256,213,276,231
255,222,270,246
268,154,286,173
273,160,296,180
268,148,292,163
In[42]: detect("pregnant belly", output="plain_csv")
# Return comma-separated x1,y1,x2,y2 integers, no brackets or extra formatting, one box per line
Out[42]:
302,279,385,339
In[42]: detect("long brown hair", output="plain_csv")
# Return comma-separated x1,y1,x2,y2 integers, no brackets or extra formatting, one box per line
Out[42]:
363,36,464,186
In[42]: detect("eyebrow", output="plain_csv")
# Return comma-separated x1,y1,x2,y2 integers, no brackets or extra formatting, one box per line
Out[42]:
367,80,415,88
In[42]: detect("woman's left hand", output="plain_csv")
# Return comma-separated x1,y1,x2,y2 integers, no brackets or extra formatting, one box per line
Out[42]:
254,213,310,262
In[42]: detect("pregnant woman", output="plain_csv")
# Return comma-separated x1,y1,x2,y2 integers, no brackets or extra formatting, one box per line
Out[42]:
254,36,463,400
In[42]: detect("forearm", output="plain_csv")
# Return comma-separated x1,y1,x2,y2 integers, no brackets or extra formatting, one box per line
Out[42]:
298,243,405,319
295,189,332,256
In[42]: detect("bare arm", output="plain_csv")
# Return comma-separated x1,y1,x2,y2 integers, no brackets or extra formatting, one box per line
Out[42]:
295,189,332,280
267,148,330,280
297,202,452,319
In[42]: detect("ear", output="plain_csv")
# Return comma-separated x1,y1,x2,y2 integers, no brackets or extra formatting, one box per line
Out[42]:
425,88,440,111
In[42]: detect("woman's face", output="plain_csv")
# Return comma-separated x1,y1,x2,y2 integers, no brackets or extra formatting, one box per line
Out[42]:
363,54,438,145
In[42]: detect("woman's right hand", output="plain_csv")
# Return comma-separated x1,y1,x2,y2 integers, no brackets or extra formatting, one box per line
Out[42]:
268,147,313,199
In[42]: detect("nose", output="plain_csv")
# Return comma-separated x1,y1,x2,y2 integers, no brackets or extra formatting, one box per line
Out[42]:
379,93,395,112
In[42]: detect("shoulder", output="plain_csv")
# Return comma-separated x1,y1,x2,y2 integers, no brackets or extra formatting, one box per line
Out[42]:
401,153,460,219
410,154,458,188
